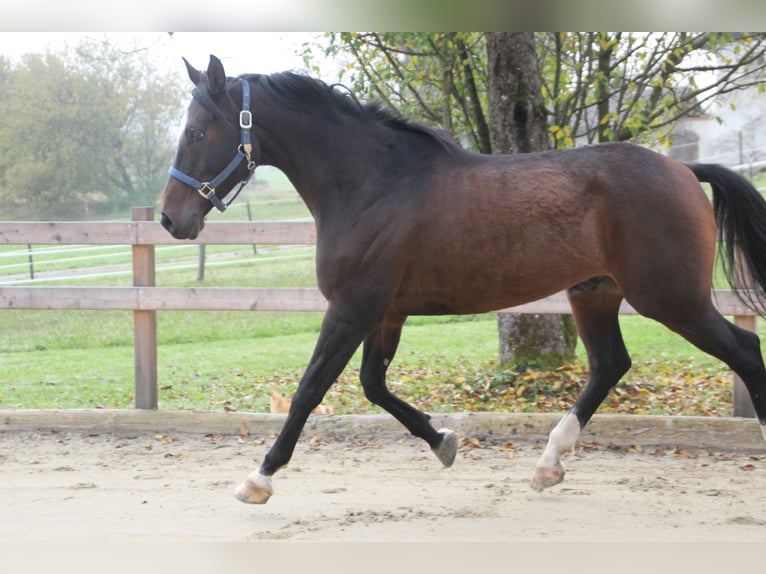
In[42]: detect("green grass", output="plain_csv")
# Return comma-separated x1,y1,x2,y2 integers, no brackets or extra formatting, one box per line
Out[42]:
0,309,758,414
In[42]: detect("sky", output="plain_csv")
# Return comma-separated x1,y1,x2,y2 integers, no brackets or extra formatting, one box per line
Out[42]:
0,32,332,79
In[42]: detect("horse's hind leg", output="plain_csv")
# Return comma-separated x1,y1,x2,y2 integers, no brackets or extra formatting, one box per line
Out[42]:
532,278,631,491
360,314,457,467
659,305,766,436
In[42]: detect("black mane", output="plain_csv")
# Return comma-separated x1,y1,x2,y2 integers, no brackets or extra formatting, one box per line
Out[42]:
241,71,460,152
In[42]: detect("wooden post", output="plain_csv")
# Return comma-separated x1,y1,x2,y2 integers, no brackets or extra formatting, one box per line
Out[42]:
132,207,158,410
246,200,258,255
197,244,206,282
733,314,757,418
27,244,34,280
731,238,757,418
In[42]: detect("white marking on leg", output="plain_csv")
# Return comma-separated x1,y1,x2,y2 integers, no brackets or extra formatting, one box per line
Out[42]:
530,412,581,491
535,412,581,471
249,470,273,490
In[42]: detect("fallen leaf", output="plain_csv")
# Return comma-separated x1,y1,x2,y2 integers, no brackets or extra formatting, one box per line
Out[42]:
670,448,697,459
460,437,481,448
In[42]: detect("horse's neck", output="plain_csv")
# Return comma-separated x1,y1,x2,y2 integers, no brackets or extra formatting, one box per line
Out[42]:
261,115,377,218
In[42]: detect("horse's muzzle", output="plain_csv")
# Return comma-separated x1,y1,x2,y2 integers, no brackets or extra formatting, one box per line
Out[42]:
160,211,203,240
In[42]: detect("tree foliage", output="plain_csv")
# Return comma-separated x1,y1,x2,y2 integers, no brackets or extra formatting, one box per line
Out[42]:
0,37,185,219
540,32,766,148
306,32,491,153
305,32,766,152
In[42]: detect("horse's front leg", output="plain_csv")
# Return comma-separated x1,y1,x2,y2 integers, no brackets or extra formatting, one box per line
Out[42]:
234,306,366,504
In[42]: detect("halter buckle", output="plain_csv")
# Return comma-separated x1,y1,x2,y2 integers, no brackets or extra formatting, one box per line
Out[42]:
239,143,253,163
239,110,252,129
197,182,216,200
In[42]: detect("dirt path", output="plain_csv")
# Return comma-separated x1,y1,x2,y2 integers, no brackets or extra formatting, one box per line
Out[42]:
1,427,765,542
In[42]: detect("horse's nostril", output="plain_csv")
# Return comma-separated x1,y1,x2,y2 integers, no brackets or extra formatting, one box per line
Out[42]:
160,213,174,233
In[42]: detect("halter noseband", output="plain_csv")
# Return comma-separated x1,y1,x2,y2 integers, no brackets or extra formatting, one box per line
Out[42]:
168,78,256,213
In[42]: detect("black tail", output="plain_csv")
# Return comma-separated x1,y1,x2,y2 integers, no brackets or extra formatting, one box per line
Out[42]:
688,163,766,316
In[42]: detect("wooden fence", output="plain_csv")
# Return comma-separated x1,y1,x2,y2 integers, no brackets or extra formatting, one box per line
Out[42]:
0,207,758,417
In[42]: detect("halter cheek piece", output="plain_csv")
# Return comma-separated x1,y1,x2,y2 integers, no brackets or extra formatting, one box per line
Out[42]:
167,79,256,213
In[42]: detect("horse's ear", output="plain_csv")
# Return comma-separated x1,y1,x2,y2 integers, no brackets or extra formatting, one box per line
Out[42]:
206,55,227,98
183,57,201,86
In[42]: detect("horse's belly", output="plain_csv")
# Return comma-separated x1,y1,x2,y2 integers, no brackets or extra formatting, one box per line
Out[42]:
393,259,596,316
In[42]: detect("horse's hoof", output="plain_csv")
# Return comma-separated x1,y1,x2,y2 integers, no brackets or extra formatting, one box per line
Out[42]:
432,428,457,468
233,472,273,504
530,463,565,492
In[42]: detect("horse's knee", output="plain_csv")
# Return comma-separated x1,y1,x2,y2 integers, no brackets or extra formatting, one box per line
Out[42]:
360,365,387,405
289,387,325,413
362,383,387,406
732,327,764,373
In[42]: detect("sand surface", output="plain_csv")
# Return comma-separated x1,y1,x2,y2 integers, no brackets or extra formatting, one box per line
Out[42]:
2,426,765,542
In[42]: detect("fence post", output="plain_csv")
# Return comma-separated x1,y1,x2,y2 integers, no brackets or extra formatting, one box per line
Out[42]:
733,314,757,418
197,244,206,282
27,244,34,279
132,207,158,409
246,200,258,254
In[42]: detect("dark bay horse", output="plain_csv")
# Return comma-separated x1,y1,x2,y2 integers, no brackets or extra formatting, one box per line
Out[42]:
161,55,766,504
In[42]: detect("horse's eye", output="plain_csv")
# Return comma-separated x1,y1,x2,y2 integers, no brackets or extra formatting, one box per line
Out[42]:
189,129,205,143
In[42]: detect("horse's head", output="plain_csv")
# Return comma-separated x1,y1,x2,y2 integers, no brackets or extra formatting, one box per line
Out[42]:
161,55,257,240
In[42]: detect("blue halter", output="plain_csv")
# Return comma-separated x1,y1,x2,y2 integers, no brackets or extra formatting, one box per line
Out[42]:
168,78,256,212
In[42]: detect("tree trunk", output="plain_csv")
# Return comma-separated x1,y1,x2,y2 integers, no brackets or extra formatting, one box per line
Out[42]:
486,32,577,368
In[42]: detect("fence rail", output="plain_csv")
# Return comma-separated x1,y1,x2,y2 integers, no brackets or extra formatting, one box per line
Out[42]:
0,208,758,417
0,219,317,245
0,284,759,315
